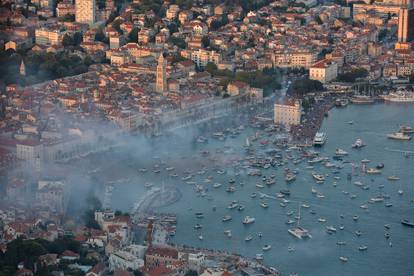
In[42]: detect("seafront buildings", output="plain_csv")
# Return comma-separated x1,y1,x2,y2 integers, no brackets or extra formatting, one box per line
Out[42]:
274,98,302,127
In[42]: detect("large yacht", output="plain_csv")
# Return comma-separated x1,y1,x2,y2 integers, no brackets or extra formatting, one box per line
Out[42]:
313,132,327,146
387,132,411,140
382,89,414,103
288,205,312,239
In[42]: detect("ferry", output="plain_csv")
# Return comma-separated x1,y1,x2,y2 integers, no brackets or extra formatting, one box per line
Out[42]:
313,132,327,146
387,132,411,140
382,89,414,103
243,216,255,224
351,95,374,104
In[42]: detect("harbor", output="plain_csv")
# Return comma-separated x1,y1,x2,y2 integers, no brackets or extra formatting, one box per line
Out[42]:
91,102,414,276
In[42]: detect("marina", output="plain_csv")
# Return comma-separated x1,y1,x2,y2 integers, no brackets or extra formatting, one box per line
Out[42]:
103,103,414,276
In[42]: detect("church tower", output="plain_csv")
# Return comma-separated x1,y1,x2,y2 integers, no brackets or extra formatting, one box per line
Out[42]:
20,60,26,76
156,53,167,93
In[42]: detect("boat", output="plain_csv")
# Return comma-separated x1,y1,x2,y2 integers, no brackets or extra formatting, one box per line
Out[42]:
376,163,384,169
326,225,337,233
280,189,291,196
311,188,317,194
401,219,414,227
301,204,310,208
388,175,400,181
353,215,359,221
245,235,253,241
400,125,414,134
262,245,272,251
352,138,366,148
318,218,327,223
337,241,346,245
250,192,257,198
227,202,238,209
213,183,222,188
194,224,203,230
358,245,368,251
238,205,245,211
226,186,236,193
256,183,265,188
260,202,269,208
285,172,296,182
335,148,348,156
351,95,374,104
366,168,381,174
243,216,256,224
286,219,296,225
313,132,327,146
222,215,232,222
224,230,232,238
198,235,203,240
385,202,393,207
387,132,411,140
339,256,348,262
288,246,295,252
288,204,312,239
382,89,414,103
370,196,384,203
195,212,204,218
312,173,325,182
255,254,264,260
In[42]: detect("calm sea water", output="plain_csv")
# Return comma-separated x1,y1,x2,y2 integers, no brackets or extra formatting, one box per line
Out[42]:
112,104,414,276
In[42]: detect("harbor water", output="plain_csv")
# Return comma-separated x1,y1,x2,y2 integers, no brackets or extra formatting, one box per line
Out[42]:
111,103,414,276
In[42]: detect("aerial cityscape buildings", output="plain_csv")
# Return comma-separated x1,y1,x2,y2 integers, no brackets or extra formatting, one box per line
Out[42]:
1,0,414,275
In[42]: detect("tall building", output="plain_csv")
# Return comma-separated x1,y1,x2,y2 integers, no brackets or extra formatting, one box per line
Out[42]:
274,98,302,126
19,60,26,76
156,54,167,93
398,0,414,42
75,0,96,25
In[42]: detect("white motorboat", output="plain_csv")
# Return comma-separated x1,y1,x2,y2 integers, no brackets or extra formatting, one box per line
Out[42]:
352,138,365,148
387,132,411,140
339,256,348,262
262,245,272,251
243,216,256,224
245,235,253,242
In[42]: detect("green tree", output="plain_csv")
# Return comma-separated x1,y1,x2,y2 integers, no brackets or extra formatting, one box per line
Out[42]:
201,35,210,48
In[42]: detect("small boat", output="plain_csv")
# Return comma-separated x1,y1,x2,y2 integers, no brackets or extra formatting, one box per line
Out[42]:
358,245,368,251
262,245,272,251
387,132,411,140
260,202,269,208
353,215,359,221
245,235,253,242
227,202,238,209
251,192,257,198
355,230,362,236
301,204,310,208
385,202,393,207
339,256,348,262
352,139,366,148
238,205,245,211
255,253,264,260
194,224,203,230
288,246,295,252
213,183,222,188
336,241,346,245
243,216,255,224
256,183,265,188
326,225,337,233
313,132,327,146
384,224,391,229
226,186,236,193
388,175,400,181
335,148,348,156
286,219,296,225
224,230,232,238
400,125,414,134
198,235,203,240
312,173,325,182
366,168,381,174
195,212,204,218
318,218,327,223
285,172,296,182
280,189,291,196
339,225,345,230
401,219,414,227
398,189,404,195
376,163,385,169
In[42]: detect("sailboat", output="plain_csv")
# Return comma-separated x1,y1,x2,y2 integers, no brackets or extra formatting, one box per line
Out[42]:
288,203,312,239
